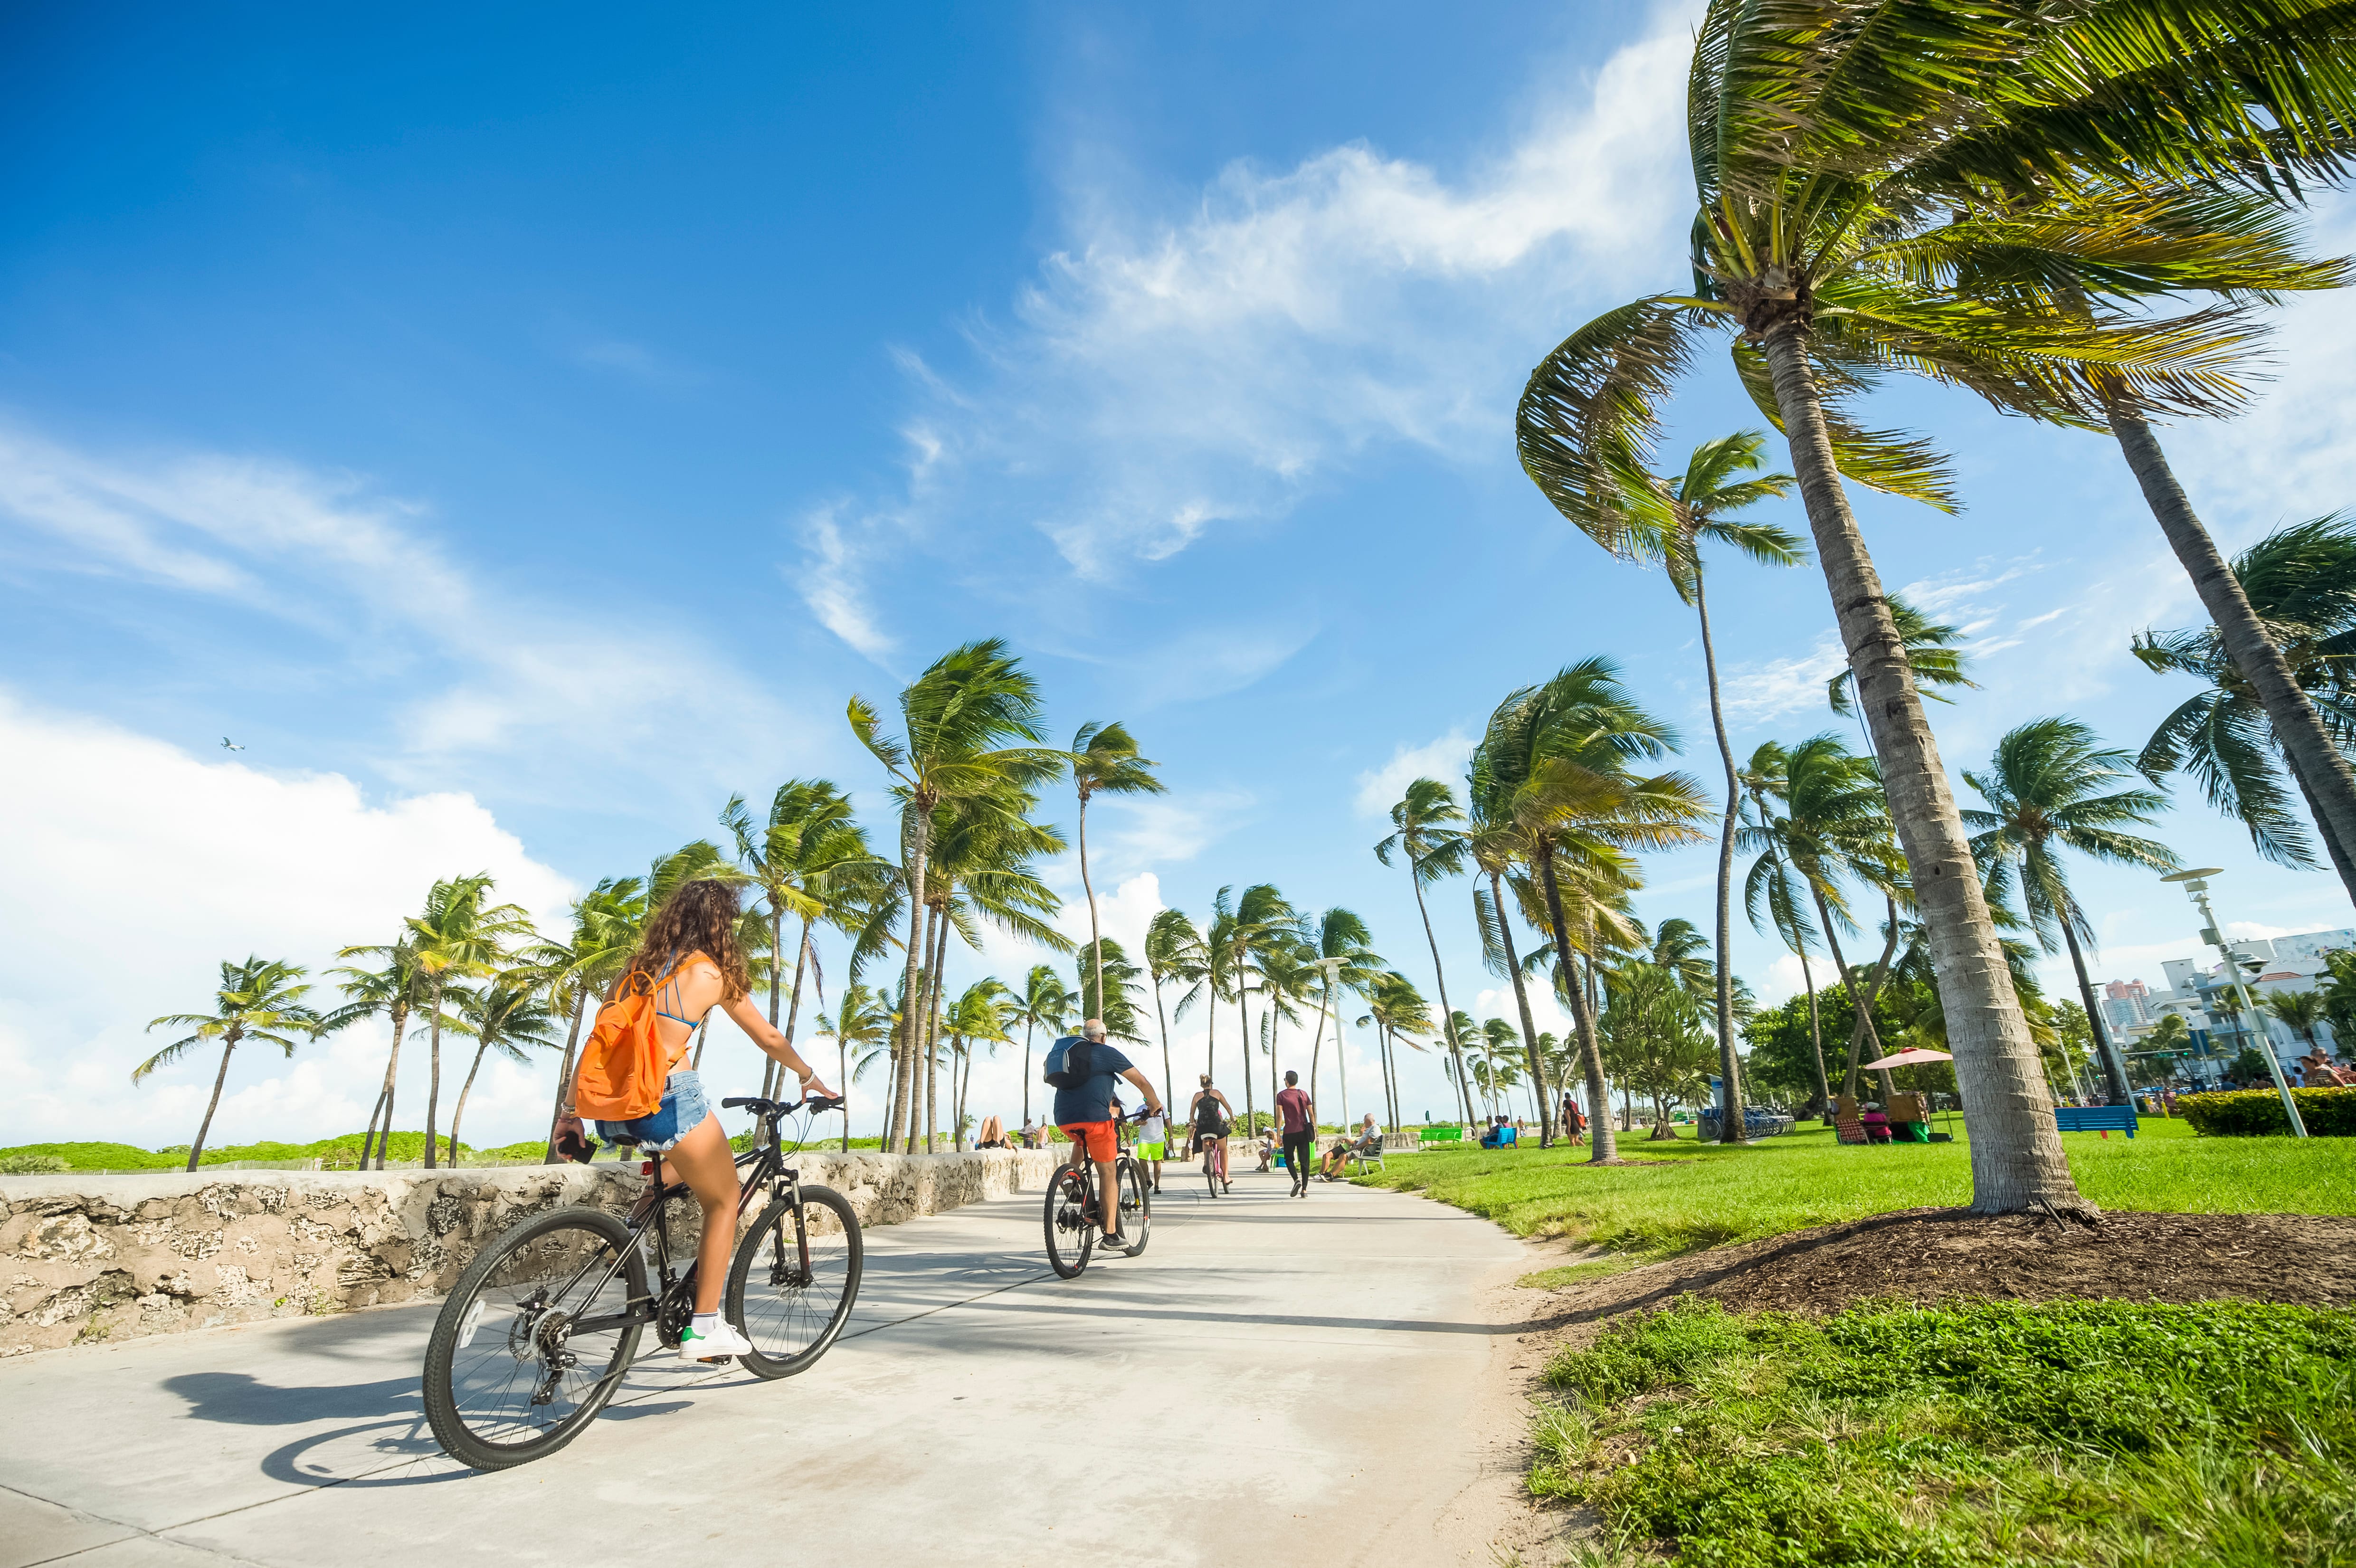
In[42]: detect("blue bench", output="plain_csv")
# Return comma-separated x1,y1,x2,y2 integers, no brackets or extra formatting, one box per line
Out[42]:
2054,1104,2139,1138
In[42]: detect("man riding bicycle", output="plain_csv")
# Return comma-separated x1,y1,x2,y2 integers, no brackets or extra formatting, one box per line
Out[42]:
1188,1074,1236,1193
1047,1019,1163,1252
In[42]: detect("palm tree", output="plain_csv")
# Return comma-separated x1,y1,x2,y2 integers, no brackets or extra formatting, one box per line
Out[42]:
445,977,560,1164
813,982,891,1150
1009,964,1073,1127
1468,794,1558,1142
1568,430,1802,1142
1736,744,1834,1119
1472,658,1712,1163
1074,937,1149,1045
941,979,1012,1150
1359,971,1433,1132
723,780,890,1102
2136,516,2356,891
1254,940,1320,1117
321,939,430,1169
1964,717,2179,1107
1143,908,1206,1113
850,640,1064,1152
406,875,533,1169
1828,595,1982,719
1376,779,1478,1127
137,958,320,1171
1300,907,1379,1127
1508,3,2356,1213
1208,883,1304,1133
512,876,645,1164
1069,721,1166,1008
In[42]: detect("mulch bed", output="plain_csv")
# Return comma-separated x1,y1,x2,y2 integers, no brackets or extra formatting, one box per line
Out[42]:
1532,1209,2356,1327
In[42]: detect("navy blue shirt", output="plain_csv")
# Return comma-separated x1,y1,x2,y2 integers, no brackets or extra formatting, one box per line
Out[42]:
1047,1036,1134,1125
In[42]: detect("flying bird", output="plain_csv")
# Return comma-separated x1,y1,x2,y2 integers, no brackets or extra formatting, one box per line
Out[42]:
220,738,245,752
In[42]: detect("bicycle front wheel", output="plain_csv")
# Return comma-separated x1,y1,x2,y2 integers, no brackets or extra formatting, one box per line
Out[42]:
1204,1144,1221,1198
1044,1163,1095,1278
728,1184,863,1379
1115,1158,1151,1257
423,1207,647,1471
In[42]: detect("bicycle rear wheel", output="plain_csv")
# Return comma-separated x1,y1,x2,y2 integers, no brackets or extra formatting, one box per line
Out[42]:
728,1184,863,1379
1204,1143,1221,1198
1043,1163,1095,1278
423,1207,647,1471
1114,1158,1151,1257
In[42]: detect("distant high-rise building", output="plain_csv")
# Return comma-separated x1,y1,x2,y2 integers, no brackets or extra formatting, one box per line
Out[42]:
2101,978,2154,1037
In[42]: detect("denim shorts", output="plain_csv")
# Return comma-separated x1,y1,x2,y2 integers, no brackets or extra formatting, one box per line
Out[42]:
595,1070,711,1153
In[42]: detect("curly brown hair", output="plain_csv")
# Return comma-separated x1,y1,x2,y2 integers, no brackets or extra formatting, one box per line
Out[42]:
618,879,750,1003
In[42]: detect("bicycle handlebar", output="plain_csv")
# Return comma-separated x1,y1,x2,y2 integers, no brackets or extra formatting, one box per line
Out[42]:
722,1094,845,1118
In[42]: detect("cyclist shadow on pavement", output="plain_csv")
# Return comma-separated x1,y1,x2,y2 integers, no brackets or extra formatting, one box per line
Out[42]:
162,1371,468,1489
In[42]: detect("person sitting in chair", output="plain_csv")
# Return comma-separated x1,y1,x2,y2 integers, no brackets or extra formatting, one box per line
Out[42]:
1321,1113,1382,1178
1860,1102,1893,1144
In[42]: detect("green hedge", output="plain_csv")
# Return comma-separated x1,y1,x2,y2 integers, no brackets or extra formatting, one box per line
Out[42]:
2177,1087,2356,1137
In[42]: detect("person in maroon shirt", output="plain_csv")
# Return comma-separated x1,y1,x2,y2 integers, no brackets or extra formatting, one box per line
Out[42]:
1273,1070,1315,1198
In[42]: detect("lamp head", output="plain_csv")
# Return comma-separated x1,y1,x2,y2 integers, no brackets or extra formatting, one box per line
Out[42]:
2162,867,2224,895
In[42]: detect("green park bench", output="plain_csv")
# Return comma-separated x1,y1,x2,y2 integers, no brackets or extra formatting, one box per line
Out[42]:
2054,1104,2139,1139
1418,1126,1463,1145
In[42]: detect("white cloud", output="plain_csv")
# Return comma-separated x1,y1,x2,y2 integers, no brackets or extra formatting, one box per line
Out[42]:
0,690,574,1150
1091,790,1251,874
1720,635,1849,722
1354,728,1474,817
793,504,899,662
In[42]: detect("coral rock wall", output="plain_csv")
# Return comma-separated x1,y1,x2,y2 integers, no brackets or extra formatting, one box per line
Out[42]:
0,1150,1060,1356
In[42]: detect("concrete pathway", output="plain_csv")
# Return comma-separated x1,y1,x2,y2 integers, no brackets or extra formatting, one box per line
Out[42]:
0,1167,1535,1567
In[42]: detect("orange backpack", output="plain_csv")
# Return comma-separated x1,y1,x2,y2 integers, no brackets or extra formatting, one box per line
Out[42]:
571,967,674,1120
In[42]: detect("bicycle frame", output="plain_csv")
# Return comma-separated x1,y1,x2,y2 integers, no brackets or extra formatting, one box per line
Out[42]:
556,1104,819,1345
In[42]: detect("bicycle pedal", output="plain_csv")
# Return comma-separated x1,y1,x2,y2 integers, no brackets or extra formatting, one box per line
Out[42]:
695,1354,735,1365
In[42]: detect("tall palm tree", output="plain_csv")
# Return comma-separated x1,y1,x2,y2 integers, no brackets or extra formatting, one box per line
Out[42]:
1737,744,1834,1118
1207,883,1303,1133
1074,937,1148,1044
723,780,890,1102
1473,658,1712,1163
941,978,1012,1150
1069,721,1166,1008
2136,515,2356,891
1359,971,1433,1132
1300,907,1379,1127
406,875,533,1169
850,640,1064,1152
138,958,319,1171
1571,430,1803,1141
1468,794,1558,1142
1143,908,1206,1113
1009,964,1073,1127
1964,717,2179,1104
1376,779,1478,1127
510,876,646,1164
321,939,430,1170
1510,0,2356,1213
1254,940,1320,1117
445,976,560,1164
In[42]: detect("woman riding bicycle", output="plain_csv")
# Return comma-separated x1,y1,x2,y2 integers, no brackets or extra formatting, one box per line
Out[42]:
1188,1074,1235,1192
556,880,835,1361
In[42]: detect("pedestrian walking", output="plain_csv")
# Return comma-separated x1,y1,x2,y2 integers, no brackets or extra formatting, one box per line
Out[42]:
1274,1069,1314,1197
1564,1093,1586,1147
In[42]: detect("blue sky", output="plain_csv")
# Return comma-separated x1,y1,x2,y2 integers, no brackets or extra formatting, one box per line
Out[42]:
7,2,2355,1150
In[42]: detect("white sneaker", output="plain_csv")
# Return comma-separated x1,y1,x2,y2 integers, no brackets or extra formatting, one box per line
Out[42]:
679,1319,754,1363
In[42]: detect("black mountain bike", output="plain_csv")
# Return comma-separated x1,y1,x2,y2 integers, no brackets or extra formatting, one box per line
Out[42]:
423,1094,862,1471
1043,1108,1152,1279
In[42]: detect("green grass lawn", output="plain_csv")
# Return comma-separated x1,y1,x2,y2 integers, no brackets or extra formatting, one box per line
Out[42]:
1360,1118,2356,1258
1534,1296,2356,1566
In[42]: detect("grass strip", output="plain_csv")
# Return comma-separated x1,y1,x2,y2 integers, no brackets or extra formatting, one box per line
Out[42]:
1534,1297,2356,1567
1358,1119,2356,1258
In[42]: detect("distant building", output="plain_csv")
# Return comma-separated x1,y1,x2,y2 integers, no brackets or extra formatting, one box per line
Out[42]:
2137,926,2356,1085
2101,978,2154,1038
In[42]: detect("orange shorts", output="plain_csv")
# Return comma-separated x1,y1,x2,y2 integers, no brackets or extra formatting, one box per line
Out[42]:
1060,1121,1117,1161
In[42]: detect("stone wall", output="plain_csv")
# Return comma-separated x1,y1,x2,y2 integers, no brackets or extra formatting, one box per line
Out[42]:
0,1149,1061,1358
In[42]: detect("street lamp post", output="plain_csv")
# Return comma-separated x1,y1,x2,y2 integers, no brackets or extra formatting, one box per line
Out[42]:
1316,957,1347,1129
2161,868,2308,1138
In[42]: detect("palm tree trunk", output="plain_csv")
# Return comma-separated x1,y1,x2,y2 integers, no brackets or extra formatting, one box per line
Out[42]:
2288,765,2356,905
777,916,814,1101
2058,904,2132,1104
1237,976,1256,1135
1379,1025,1397,1131
448,1044,490,1166
424,977,447,1170
2109,404,2356,906
1693,569,1746,1142
891,898,934,1153
1266,1010,1279,1132
360,1086,389,1170
189,1034,238,1172
925,905,951,1153
1839,897,1903,1098
1491,873,1555,1146
1079,792,1105,1014
840,1033,852,1152
1796,945,1831,1122
891,808,931,1152
1533,846,1618,1163
1306,981,1330,1130
758,902,786,1101
1021,1017,1036,1127
542,990,588,1163
371,998,410,1171
1152,975,1177,1117
1766,325,2084,1214
1408,870,1476,1127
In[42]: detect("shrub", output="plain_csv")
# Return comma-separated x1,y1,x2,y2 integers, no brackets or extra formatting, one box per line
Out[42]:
0,1153,69,1174
2178,1086,2356,1136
